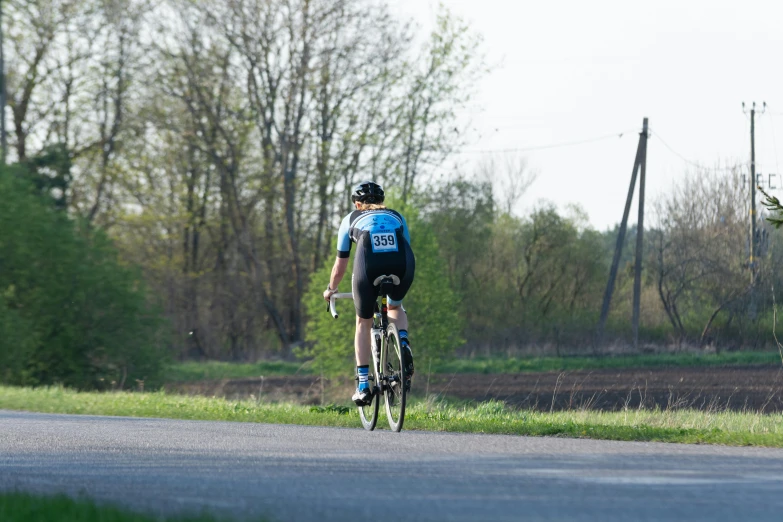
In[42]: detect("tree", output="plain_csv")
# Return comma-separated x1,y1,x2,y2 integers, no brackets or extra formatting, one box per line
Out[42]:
422,174,610,352
3,0,83,162
376,8,485,202
475,154,537,215
649,167,755,346
3,0,487,362
4,0,152,226
761,187,783,228
118,0,483,358
0,163,165,389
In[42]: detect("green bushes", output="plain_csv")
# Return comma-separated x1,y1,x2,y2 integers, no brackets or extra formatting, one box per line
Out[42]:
0,165,166,389
424,180,613,351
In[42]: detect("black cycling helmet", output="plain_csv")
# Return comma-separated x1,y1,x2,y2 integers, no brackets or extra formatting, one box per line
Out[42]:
351,180,385,204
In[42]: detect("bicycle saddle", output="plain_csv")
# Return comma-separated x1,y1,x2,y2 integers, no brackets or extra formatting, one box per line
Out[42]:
372,274,400,286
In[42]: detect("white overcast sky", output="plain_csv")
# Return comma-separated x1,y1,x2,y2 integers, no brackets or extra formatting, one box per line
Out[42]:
391,0,783,230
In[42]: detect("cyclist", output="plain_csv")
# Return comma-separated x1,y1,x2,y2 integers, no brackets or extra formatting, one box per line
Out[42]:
322,180,415,405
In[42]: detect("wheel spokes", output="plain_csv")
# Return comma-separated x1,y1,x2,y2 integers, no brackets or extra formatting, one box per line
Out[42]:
358,370,379,431
384,331,405,430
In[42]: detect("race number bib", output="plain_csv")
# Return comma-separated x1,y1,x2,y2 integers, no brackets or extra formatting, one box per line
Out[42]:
371,232,398,253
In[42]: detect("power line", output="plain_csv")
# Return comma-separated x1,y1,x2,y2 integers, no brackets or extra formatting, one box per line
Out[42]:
456,128,636,155
649,128,745,173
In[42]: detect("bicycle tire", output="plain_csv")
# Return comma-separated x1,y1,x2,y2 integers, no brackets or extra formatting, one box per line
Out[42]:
358,362,380,431
383,323,406,432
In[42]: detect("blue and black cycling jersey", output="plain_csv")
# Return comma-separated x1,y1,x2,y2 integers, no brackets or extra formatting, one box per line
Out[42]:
335,208,415,319
336,209,411,258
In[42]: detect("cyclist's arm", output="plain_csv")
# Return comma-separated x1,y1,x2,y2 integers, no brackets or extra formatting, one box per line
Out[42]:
328,214,352,291
336,214,352,259
328,257,349,292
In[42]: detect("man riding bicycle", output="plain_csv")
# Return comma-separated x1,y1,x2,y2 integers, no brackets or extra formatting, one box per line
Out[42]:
322,180,415,406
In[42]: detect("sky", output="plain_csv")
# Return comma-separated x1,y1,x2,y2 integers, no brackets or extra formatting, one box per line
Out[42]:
391,0,783,230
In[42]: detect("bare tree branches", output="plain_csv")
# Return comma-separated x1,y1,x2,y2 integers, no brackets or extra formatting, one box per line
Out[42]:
5,0,484,358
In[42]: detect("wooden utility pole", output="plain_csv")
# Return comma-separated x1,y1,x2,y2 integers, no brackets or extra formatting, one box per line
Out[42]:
750,103,757,284
743,102,764,285
632,118,648,348
0,0,7,165
596,118,649,349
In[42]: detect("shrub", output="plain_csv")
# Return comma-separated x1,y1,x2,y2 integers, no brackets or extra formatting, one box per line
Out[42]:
0,165,166,389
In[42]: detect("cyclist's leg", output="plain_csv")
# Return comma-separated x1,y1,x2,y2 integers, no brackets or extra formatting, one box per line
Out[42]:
354,314,372,366
387,305,408,331
388,303,414,392
352,312,374,405
352,271,374,382
351,238,377,404
387,238,415,388
352,238,376,367
387,236,415,331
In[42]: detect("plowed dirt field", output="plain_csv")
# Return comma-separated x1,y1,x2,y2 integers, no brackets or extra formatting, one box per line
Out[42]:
167,365,783,412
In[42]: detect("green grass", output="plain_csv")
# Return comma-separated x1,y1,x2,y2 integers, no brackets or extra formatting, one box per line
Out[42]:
2,385,783,447
165,351,783,383
0,492,223,522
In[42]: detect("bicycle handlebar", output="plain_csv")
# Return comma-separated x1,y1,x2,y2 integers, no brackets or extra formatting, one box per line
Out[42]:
328,292,354,319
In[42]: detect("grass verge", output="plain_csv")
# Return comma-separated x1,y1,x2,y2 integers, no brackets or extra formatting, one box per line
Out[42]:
0,492,222,522
2,386,782,447
166,352,782,382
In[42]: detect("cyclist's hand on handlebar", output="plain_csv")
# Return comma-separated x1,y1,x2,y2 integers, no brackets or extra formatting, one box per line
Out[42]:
323,287,336,302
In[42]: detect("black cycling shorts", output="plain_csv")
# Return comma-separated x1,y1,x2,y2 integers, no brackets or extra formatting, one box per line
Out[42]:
352,229,415,319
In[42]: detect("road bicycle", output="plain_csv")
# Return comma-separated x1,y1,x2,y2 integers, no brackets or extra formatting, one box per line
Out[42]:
328,275,407,432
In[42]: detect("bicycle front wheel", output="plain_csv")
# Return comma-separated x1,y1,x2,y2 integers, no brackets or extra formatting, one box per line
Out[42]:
358,363,380,431
383,323,406,432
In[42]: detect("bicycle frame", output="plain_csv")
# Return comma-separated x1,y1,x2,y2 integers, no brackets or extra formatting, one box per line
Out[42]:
329,276,407,431
329,291,386,389
329,286,395,395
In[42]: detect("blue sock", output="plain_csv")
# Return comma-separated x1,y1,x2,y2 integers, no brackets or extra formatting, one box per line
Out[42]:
399,330,410,349
357,365,369,391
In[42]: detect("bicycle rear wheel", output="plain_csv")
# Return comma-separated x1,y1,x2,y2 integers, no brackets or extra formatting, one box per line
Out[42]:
358,364,380,431
383,323,406,432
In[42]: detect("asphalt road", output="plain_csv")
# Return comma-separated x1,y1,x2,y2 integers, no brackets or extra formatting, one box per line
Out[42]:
2,411,783,521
